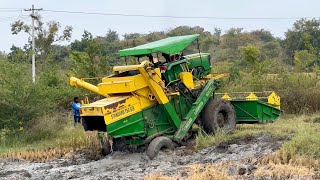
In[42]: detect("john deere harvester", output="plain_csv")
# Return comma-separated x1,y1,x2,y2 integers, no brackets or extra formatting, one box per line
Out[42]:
70,34,281,159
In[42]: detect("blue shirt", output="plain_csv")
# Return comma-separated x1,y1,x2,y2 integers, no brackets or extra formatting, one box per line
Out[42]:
72,102,82,117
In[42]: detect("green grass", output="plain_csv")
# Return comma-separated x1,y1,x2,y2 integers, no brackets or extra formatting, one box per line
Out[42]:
196,114,320,163
281,130,320,159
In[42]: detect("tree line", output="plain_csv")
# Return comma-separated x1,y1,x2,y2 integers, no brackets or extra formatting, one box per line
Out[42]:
7,18,320,76
1,17,320,129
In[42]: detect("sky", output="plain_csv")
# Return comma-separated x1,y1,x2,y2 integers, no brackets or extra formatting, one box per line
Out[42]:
0,0,319,52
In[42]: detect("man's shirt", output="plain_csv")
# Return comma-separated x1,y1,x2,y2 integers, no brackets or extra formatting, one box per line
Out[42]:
72,102,82,117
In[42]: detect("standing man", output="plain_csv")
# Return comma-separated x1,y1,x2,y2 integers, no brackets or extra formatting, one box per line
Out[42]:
72,97,82,127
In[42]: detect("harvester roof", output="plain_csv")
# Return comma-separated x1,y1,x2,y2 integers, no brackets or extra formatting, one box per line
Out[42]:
119,34,199,57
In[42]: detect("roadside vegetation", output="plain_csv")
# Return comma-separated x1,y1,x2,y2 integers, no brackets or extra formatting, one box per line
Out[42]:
0,16,320,177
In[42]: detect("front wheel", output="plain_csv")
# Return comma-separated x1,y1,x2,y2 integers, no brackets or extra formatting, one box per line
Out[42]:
146,136,174,160
101,134,112,155
202,99,236,134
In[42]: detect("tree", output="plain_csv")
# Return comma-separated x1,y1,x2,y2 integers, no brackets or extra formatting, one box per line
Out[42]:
293,50,316,72
240,44,261,72
11,18,72,62
7,45,30,63
284,19,320,59
122,33,145,48
70,31,110,78
260,41,282,60
145,31,166,42
221,28,254,60
303,33,318,55
71,30,94,52
167,26,205,36
105,29,119,42
251,29,274,43
50,45,70,65
97,29,121,55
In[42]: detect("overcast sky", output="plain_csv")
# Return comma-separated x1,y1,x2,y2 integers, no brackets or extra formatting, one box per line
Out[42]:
0,0,319,52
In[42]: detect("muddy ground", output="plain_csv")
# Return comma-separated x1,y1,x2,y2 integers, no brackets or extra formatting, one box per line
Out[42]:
0,133,284,180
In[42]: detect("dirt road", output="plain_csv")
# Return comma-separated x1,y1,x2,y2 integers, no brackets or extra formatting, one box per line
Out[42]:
0,133,284,180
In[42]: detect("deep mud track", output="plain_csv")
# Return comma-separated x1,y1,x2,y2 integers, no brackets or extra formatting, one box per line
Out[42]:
0,133,284,180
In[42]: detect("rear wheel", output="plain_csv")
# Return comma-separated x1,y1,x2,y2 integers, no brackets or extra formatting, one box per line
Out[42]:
147,136,174,160
202,99,236,134
101,137,112,155
101,142,112,156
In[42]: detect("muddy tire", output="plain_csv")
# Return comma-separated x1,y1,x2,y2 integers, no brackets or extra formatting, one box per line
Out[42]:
147,136,174,160
101,138,112,156
202,99,236,134
82,118,89,131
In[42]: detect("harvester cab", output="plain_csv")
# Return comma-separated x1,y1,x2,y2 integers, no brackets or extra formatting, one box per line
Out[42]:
69,34,281,159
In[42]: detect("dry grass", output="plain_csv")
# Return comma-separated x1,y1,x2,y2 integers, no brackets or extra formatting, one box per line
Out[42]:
144,173,176,180
253,163,315,179
185,163,230,180
261,151,320,170
0,130,102,162
0,147,77,162
144,162,317,180
0,113,102,162
144,163,230,180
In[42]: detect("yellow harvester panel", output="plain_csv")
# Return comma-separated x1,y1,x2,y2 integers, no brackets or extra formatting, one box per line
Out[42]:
103,96,142,125
134,87,157,108
138,66,169,104
80,96,143,125
99,74,148,94
80,106,104,116
80,96,130,116
179,72,194,89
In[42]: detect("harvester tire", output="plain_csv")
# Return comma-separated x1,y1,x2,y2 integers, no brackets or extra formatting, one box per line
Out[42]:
101,143,111,156
101,137,112,156
147,136,174,160
202,99,236,134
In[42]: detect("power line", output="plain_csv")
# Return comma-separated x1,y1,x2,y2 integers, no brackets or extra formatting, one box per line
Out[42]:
42,9,320,20
0,16,29,23
0,15,29,20
0,10,22,12
1,7,319,20
0,8,23,9
0,19,10,22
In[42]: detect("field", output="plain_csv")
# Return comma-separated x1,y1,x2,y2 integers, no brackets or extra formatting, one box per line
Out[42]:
1,19,320,179
0,114,319,179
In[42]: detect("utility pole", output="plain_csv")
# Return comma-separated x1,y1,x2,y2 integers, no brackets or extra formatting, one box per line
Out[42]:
24,5,42,83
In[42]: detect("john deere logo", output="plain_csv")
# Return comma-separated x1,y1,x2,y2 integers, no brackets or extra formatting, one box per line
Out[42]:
111,106,135,119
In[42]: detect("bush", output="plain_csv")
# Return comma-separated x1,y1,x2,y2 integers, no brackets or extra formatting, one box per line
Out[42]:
0,58,80,129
